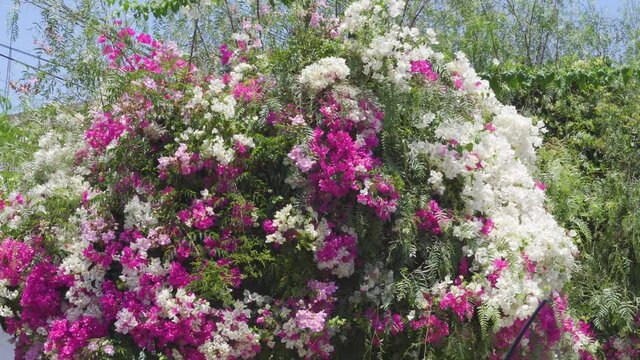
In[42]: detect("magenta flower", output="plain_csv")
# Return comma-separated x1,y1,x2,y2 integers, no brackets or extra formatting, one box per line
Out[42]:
410,60,439,82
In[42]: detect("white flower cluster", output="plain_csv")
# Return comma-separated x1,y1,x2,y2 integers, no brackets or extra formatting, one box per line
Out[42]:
408,68,576,327
0,192,28,230
198,302,260,360
57,210,110,321
428,170,445,194
446,52,492,98
120,257,167,290
339,0,577,327
0,279,18,317
25,130,79,180
124,195,158,229
28,171,88,201
22,113,88,203
198,129,256,165
228,63,254,87
411,116,576,325
114,308,138,334
339,0,405,34
299,57,350,93
202,136,235,165
350,262,395,307
363,27,440,90
185,79,237,120
340,0,443,90
414,112,436,129
156,287,212,323
265,204,317,245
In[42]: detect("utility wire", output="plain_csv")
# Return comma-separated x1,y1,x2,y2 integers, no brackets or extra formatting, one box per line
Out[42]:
0,43,55,65
0,52,86,89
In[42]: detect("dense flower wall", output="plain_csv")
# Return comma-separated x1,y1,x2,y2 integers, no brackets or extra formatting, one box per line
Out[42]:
0,0,597,359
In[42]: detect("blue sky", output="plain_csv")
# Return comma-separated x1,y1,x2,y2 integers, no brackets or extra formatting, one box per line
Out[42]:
597,0,626,14
1,1,43,112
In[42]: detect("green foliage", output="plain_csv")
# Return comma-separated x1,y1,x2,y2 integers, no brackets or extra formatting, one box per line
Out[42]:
417,0,640,71
187,259,237,305
0,113,39,187
108,0,202,19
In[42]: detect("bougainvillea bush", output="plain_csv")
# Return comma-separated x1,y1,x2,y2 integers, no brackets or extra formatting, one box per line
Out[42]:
0,0,599,359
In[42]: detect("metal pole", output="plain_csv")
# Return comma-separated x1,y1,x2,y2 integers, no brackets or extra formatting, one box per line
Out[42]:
503,299,548,360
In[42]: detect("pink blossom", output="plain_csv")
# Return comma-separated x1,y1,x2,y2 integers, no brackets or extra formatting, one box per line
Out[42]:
416,200,446,235
439,286,475,321
20,262,73,329
0,238,35,286
136,33,152,44
288,145,316,173
309,13,321,28
44,316,108,359
233,79,262,102
410,314,449,343
295,309,327,332
85,112,130,152
481,218,494,235
487,258,508,287
410,60,439,82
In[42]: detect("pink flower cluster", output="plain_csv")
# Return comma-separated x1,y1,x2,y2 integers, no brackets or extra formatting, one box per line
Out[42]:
265,280,338,359
233,79,263,102
177,196,222,230
276,93,399,277
158,143,204,178
0,238,36,286
491,292,595,360
45,317,108,359
82,216,119,267
416,200,447,235
603,335,640,360
266,104,305,126
157,143,245,193
219,44,233,65
20,262,74,330
314,222,358,277
481,217,495,235
357,175,399,221
85,112,130,152
410,59,439,82
100,25,186,74
410,313,450,344
439,285,476,321
299,95,397,218
295,309,327,332
366,309,405,347
487,258,508,287
287,145,316,172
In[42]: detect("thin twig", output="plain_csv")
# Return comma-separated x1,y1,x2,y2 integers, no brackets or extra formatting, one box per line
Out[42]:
224,0,237,33
410,0,428,28
188,19,199,70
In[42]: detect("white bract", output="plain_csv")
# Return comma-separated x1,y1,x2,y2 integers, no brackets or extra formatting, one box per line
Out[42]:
342,0,578,329
299,57,350,93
